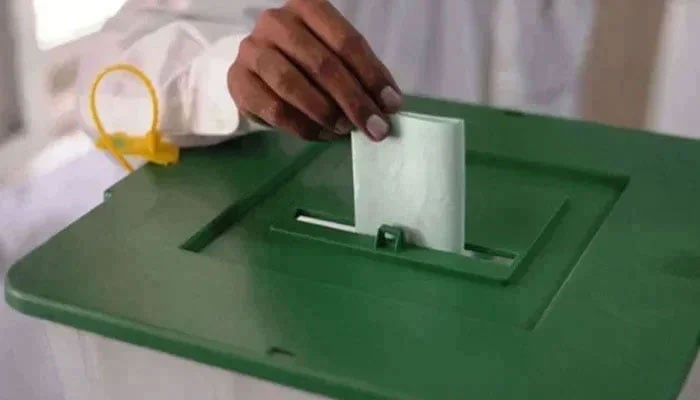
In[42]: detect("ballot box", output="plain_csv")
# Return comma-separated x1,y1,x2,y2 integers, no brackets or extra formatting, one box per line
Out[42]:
5,96,700,400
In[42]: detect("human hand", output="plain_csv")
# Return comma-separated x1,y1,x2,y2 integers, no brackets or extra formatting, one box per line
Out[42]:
227,0,402,142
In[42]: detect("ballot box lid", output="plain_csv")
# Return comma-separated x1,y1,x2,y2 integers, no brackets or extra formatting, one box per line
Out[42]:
6,96,700,400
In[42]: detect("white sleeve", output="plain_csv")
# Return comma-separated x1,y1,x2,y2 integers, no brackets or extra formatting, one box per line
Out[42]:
179,32,268,146
75,17,259,149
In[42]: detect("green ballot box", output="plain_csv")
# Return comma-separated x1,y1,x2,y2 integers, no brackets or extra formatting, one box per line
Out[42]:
5,96,700,400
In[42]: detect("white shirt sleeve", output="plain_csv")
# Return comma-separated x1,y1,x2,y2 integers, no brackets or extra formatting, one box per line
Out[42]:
75,17,260,149
179,32,269,146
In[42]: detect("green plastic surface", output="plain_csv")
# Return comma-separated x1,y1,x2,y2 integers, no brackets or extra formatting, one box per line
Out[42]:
6,96,700,399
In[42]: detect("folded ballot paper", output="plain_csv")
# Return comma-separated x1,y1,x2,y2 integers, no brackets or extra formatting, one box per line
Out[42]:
352,112,465,253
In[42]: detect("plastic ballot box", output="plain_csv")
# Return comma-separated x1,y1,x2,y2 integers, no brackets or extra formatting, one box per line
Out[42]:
5,96,700,400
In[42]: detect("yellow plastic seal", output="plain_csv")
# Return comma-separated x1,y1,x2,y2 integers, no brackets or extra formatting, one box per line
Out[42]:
89,63,179,172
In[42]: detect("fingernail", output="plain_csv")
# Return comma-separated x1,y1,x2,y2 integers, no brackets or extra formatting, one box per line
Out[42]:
380,86,403,112
334,116,353,135
366,114,389,140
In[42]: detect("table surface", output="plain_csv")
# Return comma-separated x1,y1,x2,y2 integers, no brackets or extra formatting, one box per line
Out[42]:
5,96,700,400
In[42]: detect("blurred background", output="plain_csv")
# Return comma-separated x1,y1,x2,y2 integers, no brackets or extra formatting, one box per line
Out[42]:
1,1,700,399
34,0,125,49
0,3,128,400
5,0,700,183
0,0,128,181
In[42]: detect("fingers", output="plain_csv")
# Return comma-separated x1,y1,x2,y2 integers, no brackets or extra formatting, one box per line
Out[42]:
253,8,389,141
228,64,328,141
285,0,402,113
237,36,352,136
227,0,402,142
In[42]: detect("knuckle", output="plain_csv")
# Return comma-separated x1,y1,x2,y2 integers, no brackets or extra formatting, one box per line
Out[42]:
228,88,247,111
344,94,369,121
258,7,294,29
313,54,338,79
226,63,244,94
318,110,337,127
286,0,321,12
337,32,365,57
273,68,298,93
312,100,338,126
287,29,307,50
228,80,252,111
255,8,301,44
238,36,256,57
285,0,301,10
345,98,361,118
266,101,288,126
258,8,282,25
237,37,259,67
253,47,276,74
363,65,385,91
306,106,334,128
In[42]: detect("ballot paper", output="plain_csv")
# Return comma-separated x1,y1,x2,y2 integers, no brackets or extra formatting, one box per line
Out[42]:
352,112,465,253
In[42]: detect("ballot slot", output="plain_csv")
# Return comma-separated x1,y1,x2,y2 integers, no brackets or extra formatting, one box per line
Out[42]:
267,184,571,284
179,145,582,284
185,138,608,286
295,213,356,234
293,209,517,267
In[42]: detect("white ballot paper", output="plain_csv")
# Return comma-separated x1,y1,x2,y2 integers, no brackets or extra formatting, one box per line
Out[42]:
351,112,465,253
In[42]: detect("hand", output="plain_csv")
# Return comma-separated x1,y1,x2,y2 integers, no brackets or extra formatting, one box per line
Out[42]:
227,0,402,142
